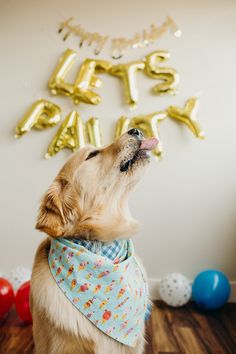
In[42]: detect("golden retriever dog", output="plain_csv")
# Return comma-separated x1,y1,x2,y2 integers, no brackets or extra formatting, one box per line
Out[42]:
30,129,157,354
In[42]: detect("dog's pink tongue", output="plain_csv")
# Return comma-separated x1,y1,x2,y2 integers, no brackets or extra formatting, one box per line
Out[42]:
140,137,158,150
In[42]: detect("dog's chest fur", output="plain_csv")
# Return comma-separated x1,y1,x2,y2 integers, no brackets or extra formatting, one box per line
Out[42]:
31,239,147,353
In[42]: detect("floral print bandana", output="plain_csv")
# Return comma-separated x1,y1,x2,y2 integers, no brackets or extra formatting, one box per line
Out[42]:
48,238,148,347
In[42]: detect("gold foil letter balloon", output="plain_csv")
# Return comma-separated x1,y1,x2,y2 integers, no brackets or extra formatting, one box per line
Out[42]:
86,117,102,147
73,59,112,105
115,116,130,139
145,50,179,95
48,49,111,106
45,111,85,159
109,61,145,109
130,111,167,159
48,49,77,96
115,112,167,159
15,99,61,137
167,97,205,139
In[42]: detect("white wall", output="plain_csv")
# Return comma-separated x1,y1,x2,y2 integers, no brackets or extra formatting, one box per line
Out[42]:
1,0,236,291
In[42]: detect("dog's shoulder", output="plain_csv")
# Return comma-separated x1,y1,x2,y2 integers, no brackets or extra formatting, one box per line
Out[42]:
31,238,103,342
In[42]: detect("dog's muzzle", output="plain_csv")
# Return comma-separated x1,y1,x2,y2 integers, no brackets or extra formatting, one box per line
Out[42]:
120,129,158,172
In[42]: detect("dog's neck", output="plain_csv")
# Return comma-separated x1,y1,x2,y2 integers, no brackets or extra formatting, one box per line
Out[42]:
68,238,129,262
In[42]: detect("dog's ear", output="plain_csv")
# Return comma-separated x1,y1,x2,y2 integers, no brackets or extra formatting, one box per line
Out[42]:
35,177,76,237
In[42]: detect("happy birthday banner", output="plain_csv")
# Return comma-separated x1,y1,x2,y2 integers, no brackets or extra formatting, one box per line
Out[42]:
15,46,205,160
58,16,182,59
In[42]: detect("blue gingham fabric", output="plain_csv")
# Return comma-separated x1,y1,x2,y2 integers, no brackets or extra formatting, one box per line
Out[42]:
72,239,128,263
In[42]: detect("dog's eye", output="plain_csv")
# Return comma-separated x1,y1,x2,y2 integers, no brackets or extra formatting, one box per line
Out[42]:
85,150,100,160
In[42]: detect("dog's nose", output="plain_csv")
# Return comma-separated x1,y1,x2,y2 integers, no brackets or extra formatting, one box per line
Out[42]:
127,128,143,139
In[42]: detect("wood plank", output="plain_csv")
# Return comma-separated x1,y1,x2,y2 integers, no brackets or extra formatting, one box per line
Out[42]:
217,304,236,344
187,303,228,354
1,303,236,354
163,301,199,329
158,352,181,354
150,303,180,353
204,308,236,353
0,310,34,354
145,316,154,354
172,326,208,354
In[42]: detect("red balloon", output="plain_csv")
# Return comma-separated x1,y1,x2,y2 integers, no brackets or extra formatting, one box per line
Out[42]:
0,277,15,319
15,280,32,324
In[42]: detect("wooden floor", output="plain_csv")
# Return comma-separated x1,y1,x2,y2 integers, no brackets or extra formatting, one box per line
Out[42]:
1,301,236,353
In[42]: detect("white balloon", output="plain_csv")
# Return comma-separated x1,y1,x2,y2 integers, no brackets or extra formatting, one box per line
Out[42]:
4,267,31,291
159,272,192,307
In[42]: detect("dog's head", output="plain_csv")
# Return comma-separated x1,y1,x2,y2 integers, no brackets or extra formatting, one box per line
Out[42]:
36,129,157,241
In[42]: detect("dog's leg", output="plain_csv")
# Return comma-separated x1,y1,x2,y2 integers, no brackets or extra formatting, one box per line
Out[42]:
33,316,94,354
32,308,51,354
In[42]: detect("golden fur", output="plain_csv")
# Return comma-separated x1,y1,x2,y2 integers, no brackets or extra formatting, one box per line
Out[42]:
31,132,152,354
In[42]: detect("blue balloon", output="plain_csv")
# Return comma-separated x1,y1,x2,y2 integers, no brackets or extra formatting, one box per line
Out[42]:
192,270,231,310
